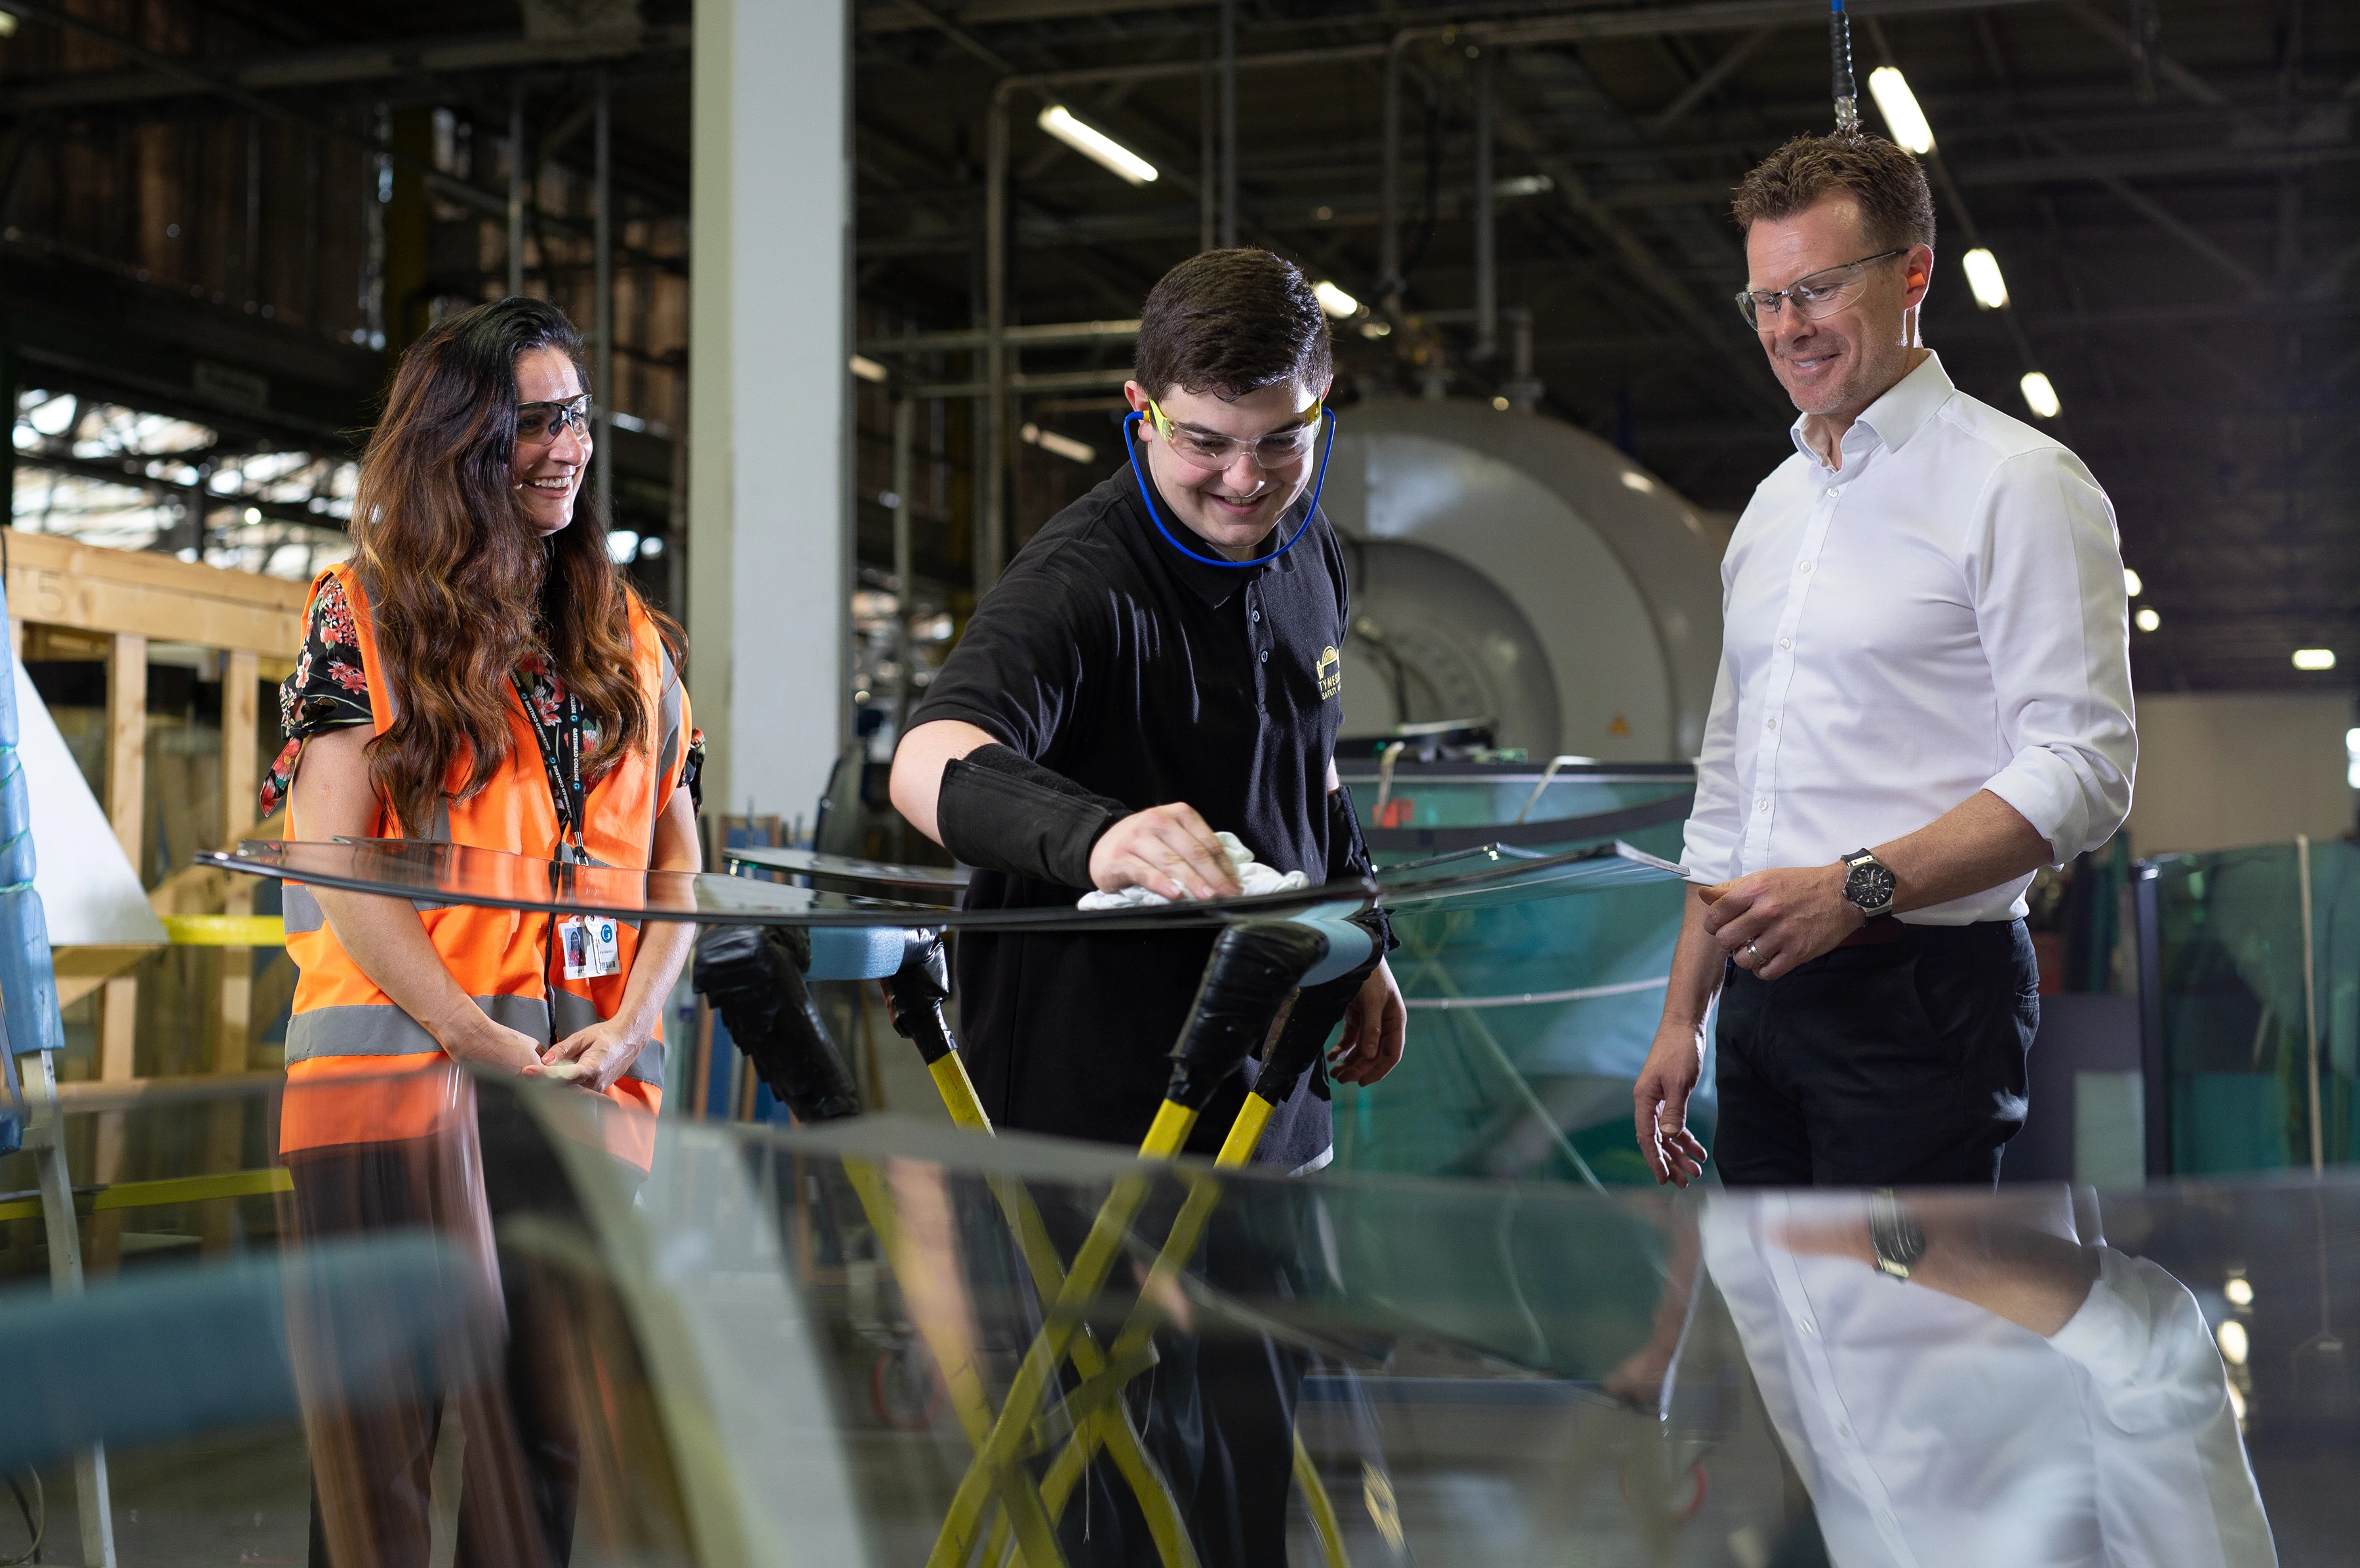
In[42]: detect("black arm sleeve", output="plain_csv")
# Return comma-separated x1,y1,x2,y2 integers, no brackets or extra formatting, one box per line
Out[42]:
1326,783,1397,954
937,744,1133,890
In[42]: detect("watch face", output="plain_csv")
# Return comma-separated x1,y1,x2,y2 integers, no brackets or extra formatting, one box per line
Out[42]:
1847,861,1897,909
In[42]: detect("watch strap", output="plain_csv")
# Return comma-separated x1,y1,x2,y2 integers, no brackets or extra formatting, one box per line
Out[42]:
1868,1189,1926,1282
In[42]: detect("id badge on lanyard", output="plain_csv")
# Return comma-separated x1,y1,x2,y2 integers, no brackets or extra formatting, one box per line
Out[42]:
520,674,624,980
560,912,621,981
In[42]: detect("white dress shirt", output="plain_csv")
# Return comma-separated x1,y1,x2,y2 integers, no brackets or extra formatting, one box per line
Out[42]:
1681,352,2136,923
1702,1194,2277,1568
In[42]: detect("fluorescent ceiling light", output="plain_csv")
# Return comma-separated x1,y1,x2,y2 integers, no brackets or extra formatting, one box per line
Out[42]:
2019,372,2061,420
1961,248,2009,311
848,354,888,384
2123,568,2142,597
1313,280,1360,319
2292,648,2337,671
1021,422,1097,465
1037,105,1158,186
1495,174,1553,198
2135,606,2161,633
1868,67,1935,155
1621,470,1657,492
2224,1277,2254,1306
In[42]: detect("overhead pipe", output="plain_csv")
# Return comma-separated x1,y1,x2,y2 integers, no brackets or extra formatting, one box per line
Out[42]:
859,319,1139,355
1198,50,1215,251
505,83,525,296
1503,305,1541,412
593,66,614,520
983,85,1012,594
892,398,916,734
1473,45,1497,361
1218,0,1238,248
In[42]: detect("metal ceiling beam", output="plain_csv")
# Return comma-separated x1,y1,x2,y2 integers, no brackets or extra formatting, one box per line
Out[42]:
0,23,690,114
859,0,1185,31
1645,23,1780,138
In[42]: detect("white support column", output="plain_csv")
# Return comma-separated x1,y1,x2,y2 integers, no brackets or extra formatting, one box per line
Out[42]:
689,0,852,823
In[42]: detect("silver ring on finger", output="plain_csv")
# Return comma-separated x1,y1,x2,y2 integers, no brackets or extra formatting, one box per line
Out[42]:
1745,941,1764,966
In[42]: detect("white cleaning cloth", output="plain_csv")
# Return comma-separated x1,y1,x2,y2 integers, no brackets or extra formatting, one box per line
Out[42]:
1076,831,1308,910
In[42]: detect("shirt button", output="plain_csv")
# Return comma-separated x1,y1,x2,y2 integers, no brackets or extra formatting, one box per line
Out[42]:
1798,1319,1816,1335
1756,800,1769,812
1798,560,1814,573
1779,637,1793,650
1765,718,1777,730
1250,609,1261,623
1830,484,1845,498
1259,650,1270,664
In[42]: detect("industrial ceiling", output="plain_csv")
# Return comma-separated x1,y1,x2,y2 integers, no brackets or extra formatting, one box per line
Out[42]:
0,0,2349,694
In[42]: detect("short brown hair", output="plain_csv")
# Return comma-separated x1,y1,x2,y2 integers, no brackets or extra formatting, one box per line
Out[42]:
1731,134,1936,254
1135,248,1333,401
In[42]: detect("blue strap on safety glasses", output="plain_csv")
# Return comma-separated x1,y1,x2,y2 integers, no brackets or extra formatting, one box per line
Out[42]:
1122,406,1337,570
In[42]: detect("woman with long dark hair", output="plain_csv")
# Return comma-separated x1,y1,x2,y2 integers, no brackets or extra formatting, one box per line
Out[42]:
264,296,699,1565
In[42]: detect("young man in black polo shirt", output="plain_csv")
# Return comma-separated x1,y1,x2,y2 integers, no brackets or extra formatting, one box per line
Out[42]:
890,247,1404,1162
889,247,1404,1563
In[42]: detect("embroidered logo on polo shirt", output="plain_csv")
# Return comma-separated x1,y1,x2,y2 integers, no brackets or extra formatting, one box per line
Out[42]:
1316,645,1341,701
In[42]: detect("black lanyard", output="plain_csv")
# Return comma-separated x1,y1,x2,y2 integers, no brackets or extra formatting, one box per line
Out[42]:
512,671,587,860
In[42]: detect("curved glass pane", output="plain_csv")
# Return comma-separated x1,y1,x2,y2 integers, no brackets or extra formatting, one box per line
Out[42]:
9,1071,2332,1565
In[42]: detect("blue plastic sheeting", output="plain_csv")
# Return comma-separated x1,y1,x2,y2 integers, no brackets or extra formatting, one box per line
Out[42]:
806,924,908,981
0,578,64,1155
0,1233,472,1473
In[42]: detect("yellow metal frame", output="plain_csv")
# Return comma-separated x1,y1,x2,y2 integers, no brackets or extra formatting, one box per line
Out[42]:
0,1165,292,1223
916,1053,1350,1568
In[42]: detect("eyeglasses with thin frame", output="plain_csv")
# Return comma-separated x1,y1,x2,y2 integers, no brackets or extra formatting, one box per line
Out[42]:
516,395,594,447
1734,248,1909,330
1144,395,1326,469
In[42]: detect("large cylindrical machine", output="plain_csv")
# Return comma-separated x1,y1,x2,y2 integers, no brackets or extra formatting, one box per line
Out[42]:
1318,399,1730,761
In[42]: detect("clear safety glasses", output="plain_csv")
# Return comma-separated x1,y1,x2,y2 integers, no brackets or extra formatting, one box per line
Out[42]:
1144,397,1326,470
1734,248,1908,330
516,395,594,448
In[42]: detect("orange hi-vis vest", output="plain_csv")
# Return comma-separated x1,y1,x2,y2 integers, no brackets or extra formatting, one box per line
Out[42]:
280,563,690,1168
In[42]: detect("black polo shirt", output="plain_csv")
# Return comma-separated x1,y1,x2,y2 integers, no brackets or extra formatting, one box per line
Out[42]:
908,462,1350,1169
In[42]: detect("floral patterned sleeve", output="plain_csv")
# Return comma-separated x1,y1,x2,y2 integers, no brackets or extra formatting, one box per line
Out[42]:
257,573,372,819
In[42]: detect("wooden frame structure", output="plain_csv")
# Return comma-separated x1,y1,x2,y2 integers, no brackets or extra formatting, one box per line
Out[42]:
5,526,306,1263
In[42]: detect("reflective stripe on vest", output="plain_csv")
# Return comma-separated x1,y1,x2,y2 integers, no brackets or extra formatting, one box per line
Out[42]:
281,564,689,1164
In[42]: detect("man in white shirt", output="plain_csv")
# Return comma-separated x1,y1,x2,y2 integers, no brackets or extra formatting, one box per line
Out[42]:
1632,133,2135,1189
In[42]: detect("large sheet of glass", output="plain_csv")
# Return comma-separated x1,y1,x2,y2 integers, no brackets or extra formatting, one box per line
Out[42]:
203,837,1687,932
8,1069,2347,1566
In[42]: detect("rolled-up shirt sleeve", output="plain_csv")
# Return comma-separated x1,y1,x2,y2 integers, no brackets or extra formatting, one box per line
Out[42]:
1967,447,2136,863
2047,1248,2277,1567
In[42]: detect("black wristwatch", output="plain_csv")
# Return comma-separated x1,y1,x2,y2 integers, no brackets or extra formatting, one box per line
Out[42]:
1868,1190,1927,1282
1841,848,1897,920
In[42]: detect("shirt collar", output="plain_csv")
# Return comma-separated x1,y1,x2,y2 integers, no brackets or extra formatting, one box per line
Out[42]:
1787,349,1956,473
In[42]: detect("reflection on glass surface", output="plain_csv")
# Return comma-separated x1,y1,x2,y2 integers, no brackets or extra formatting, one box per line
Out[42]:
1687,1190,2275,1567
207,838,1370,931
204,836,1685,937
10,1072,2354,1565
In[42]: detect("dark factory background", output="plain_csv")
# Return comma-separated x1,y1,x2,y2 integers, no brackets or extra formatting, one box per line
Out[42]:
0,1,2349,690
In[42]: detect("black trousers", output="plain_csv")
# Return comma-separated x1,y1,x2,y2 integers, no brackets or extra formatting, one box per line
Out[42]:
1712,919,2038,1188
1038,1188,1310,1567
